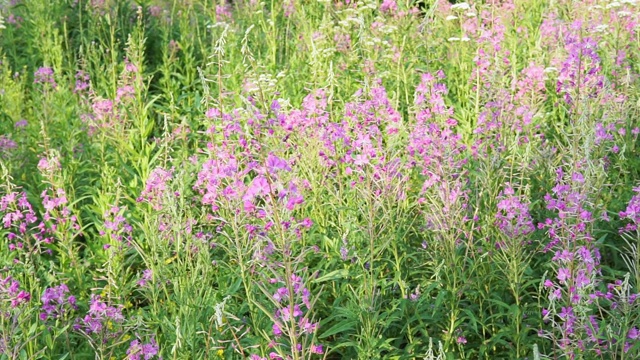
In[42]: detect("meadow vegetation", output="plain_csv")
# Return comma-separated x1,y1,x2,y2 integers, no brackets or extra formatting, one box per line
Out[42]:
1,0,640,358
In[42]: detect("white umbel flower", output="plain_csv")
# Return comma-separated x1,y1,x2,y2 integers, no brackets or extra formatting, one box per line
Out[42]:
592,24,609,32
451,2,471,11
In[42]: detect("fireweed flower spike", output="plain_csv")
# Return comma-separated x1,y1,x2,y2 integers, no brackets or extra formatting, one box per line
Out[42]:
495,184,535,238
40,284,77,321
620,186,640,232
76,294,125,335
34,67,57,89
126,337,160,360
0,276,30,310
1,191,38,256
266,273,322,358
138,167,174,210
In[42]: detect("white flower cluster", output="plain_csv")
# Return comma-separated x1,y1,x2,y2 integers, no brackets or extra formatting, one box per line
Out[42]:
448,37,470,42
450,2,471,11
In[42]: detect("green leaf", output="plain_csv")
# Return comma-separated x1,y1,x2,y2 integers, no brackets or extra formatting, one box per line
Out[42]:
319,320,357,339
314,269,349,283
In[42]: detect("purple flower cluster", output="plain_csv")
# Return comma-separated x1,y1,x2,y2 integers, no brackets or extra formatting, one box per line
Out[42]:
40,284,77,321
250,343,323,360
138,167,173,210
584,279,639,354
126,337,160,360
495,184,535,238
37,156,61,175
39,187,81,244
0,276,30,311
540,170,596,253
194,147,242,213
195,135,306,217
76,295,125,335
78,59,141,135
267,273,322,357
409,74,468,235
116,85,135,103
619,186,640,232
1,191,37,253
101,205,133,243
414,71,452,122
410,73,466,186
277,90,329,134
15,119,28,129
515,63,547,101
92,98,114,117
137,269,153,288
0,135,17,158
379,0,397,13
556,27,604,106
538,168,612,357
271,275,315,332
74,70,90,93
1,181,81,260
33,67,57,89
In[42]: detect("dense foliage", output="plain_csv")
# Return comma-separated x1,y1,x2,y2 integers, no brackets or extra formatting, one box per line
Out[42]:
1,0,640,358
